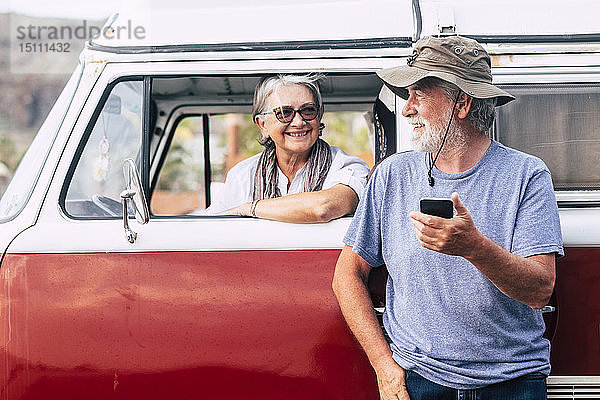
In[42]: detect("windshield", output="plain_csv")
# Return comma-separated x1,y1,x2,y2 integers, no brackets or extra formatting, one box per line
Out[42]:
0,64,82,223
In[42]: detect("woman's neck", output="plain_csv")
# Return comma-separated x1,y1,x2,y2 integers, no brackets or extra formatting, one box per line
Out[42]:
276,149,310,188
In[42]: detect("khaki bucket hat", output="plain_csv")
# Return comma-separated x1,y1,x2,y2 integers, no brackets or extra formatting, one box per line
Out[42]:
377,36,515,106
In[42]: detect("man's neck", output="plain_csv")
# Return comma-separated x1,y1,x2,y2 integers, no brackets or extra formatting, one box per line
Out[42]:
435,132,491,174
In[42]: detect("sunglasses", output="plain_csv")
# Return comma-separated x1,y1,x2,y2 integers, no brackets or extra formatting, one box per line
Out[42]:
260,104,319,123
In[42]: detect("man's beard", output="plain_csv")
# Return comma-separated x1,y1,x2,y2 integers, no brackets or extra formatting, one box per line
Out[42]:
407,111,467,155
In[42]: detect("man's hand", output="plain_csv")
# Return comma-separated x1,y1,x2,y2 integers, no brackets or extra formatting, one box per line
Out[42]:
375,359,411,400
410,192,555,308
409,192,481,258
333,246,411,399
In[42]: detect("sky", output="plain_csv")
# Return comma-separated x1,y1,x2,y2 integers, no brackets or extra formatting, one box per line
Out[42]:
0,0,338,19
0,0,125,19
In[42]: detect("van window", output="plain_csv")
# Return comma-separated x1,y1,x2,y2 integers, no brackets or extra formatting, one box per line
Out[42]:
63,74,379,219
151,111,374,216
64,80,143,218
495,84,600,191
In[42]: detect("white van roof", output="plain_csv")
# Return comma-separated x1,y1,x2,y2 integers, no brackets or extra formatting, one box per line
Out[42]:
90,0,414,49
89,0,600,51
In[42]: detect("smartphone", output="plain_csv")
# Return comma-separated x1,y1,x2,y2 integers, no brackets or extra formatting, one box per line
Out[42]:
420,198,453,219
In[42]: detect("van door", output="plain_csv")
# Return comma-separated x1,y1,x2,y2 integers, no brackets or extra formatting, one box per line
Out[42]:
1,66,379,400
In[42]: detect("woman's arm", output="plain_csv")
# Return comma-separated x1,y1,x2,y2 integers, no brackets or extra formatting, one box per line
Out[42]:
221,183,359,223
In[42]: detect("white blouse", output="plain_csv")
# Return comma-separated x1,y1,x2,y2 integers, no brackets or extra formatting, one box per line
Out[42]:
206,146,369,213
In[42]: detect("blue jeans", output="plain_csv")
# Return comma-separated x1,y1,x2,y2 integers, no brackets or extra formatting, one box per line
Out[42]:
404,370,547,400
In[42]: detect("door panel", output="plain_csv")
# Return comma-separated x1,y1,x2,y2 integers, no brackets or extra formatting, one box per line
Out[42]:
1,250,377,399
551,247,600,375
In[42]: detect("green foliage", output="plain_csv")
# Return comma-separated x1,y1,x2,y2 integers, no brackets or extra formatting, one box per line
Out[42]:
237,116,263,157
156,118,204,191
321,112,371,157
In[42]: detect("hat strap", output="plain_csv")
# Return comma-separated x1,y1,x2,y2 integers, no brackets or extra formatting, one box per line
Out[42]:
428,91,461,187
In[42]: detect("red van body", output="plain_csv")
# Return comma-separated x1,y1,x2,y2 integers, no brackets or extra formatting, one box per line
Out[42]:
1,1,600,398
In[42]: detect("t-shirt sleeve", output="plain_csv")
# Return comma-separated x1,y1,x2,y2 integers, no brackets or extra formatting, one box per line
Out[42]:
343,164,386,267
322,148,369,202
512,168,564,257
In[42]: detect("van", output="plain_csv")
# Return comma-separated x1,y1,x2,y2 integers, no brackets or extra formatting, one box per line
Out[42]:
1,1,599,398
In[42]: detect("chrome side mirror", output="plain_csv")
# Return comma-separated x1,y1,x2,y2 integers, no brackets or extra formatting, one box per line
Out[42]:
120,159,149,244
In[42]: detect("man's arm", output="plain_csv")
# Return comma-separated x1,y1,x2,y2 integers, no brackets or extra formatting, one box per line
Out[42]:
332,246,410,400
410,192,555,309
220,183,359,223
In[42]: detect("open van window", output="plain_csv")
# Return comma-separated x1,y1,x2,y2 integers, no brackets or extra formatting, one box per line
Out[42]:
62,73,379,219
151,111,374,216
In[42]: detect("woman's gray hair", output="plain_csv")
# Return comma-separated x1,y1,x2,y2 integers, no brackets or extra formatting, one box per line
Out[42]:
252,74,325,121
420,77,497,133
252,74,332,201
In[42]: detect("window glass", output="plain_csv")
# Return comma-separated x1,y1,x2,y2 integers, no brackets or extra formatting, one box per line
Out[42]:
496,84,600,190
151,116,205,215
65,80,143,217
0,65,82,222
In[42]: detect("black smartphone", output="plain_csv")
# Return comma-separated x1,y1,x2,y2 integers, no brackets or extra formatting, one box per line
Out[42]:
420,198,453,219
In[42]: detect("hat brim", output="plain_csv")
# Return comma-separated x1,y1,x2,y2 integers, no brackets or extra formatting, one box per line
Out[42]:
376,65,515,106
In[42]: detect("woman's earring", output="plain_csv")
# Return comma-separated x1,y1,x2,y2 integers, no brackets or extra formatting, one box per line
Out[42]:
319,122,325,136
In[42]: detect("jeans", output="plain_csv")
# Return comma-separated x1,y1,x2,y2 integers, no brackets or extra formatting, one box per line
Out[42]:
404,370,547,400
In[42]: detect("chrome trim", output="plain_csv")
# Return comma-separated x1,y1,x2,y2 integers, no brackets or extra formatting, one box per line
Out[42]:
547,375,600,399
556,191,600,204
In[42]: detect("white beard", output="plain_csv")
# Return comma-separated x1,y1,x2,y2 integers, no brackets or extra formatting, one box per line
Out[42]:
407,112,467,155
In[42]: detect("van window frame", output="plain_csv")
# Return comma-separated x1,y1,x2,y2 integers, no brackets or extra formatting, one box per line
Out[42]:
60,72,379,220
59,76,146,220
494,82,600,207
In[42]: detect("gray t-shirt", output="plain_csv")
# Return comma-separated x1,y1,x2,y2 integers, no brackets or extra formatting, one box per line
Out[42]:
344,140,564,390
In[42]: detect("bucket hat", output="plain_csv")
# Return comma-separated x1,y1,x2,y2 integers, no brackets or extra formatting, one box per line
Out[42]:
377,36,515,106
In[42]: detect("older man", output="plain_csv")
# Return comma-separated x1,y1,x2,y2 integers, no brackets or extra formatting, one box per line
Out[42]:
333,36,563,400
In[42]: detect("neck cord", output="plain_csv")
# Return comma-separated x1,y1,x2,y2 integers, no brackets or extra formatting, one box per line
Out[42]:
427,92,461,187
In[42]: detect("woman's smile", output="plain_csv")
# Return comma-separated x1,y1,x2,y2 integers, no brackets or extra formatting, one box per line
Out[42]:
285,129,311,137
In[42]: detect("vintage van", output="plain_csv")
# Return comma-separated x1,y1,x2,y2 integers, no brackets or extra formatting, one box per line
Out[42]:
1,0,599,398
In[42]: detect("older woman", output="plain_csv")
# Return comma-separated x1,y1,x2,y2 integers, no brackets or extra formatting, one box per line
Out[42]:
208,74,369,223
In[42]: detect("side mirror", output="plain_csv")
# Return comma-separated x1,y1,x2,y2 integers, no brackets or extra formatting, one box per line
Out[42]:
120,159,149,244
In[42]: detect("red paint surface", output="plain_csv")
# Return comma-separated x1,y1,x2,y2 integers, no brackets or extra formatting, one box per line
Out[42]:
550,247,600,375
2,246,595,399
0,250,378,400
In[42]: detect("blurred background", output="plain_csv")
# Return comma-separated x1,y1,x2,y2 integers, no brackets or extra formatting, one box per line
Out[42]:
0,1,123,195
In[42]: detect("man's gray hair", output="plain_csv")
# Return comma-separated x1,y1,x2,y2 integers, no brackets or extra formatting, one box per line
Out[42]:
420,77,497,133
